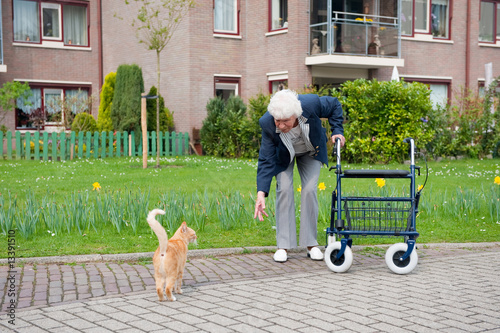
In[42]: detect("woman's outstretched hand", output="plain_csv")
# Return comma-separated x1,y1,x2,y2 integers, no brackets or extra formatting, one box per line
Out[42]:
254,191,268,221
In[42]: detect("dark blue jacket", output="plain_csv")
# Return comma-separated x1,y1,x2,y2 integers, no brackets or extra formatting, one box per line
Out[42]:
256,94,344,196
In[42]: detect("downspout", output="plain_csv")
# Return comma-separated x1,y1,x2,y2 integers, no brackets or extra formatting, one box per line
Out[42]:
97,0,103,90
465,0,471,90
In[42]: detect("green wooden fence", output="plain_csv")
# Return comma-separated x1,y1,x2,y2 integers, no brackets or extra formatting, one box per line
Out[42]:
0,131,190,161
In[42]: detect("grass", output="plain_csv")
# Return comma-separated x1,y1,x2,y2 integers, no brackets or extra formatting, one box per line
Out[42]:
1,155,500,259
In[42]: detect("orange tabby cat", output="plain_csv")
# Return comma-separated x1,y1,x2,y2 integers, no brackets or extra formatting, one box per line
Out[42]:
147,209,197,301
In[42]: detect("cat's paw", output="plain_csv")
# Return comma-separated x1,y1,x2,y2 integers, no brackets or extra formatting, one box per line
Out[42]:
176,289,183,294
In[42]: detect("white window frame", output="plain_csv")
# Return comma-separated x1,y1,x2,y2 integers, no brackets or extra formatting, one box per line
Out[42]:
414,0,430,33
214,0,238,35
41,2,62,41
44,88,63,125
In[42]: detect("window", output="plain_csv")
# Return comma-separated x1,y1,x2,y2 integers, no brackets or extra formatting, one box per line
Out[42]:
415,0,429,32
16,85,90,129
63,5,88,45
13,0,40,42
13,0,88,46
270,0,288,31
44,89,63,123
406,79,450,108
401,0,450,39
214,0,238,34
42,3,61,40
479,1,500,42
431,0,449,38
214,77,240,101
270,80,287,94
429,83,448,108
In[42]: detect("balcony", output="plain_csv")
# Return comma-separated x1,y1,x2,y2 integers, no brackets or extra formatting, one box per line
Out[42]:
307,11,404,69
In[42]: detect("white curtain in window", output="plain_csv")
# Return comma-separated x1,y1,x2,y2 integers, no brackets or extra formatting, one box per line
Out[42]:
214,0,236,32
13,0,40,42
66,89,89,114
16,88,41,114
271,0,280,30
479,2,494,42
430,84,448,108
64,5,88,45
45,89,62,115
431,0,448,38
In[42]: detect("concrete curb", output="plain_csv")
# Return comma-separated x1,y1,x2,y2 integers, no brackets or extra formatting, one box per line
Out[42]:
2,242,499,265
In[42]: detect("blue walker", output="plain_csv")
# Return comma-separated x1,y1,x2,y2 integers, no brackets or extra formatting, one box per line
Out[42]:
325,138,425,274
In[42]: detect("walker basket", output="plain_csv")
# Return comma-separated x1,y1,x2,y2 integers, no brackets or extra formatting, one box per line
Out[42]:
342,197,416,236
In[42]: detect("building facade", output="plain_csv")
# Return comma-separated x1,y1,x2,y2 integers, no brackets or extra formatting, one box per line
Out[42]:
1,0,500,137
102,0,500,136
0,0,102,132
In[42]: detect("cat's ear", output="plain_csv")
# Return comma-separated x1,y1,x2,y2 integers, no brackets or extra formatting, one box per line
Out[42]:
181,221,187,233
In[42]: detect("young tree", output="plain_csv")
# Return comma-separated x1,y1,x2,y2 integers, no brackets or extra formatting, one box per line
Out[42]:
0,81,32,131
122,0,195,167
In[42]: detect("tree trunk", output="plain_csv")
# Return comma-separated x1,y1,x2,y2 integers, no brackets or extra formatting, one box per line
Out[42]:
156,50,161,167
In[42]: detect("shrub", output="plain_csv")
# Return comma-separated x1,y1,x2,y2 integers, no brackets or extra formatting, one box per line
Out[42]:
334,79,435,163
97,72,116,132
111,64,144,141
201,96,254,158
146,86,174,132
425,80,500,159
71,112,97,134
247,92,271,154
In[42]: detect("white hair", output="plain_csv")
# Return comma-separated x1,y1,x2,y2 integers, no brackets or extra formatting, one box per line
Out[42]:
268,89,302,119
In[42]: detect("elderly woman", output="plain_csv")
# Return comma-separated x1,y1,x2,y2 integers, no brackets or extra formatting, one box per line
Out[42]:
254,89,345,262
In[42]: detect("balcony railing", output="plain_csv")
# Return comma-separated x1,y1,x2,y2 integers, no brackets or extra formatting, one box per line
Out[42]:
310,11,400,58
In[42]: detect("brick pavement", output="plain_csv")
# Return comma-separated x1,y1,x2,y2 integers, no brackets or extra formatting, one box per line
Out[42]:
1,243,500,332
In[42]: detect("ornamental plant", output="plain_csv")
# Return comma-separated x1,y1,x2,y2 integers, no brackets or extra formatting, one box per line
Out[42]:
97,72,116,132
111,64,144,141
333,79,435,163
201,96,255,158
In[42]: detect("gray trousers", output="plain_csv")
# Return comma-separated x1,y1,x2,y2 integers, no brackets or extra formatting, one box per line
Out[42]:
275,154,322,249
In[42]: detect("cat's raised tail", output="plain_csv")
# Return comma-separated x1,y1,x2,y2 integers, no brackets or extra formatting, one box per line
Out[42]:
147,209,168,255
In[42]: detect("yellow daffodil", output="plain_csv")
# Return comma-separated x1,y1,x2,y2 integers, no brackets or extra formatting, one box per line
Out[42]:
297,186,302,192
375,178,386,188
92,182,101,191
495,176,500,185
417,184,424,191
318,182,326,191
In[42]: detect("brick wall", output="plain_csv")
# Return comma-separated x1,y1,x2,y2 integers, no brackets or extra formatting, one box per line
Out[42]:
0,0,102,132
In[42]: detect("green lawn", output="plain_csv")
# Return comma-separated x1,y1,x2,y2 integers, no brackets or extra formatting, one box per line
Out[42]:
1,155,500,259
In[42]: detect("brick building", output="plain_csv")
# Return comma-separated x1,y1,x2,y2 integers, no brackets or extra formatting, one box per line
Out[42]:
1,0,500,137
0,0,102,132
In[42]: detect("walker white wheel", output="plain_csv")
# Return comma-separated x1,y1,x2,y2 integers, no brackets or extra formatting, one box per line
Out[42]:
385,243,418,274
324,241,353,273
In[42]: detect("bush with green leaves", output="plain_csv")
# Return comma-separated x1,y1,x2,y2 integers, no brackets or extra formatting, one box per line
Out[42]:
146,86,174,132
111,64,144,140
201,96,256,158
424,78,500,159
333,79,435,163
97,72,116,132
247,92,271,153
71,112,97,134
0,81,32,128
